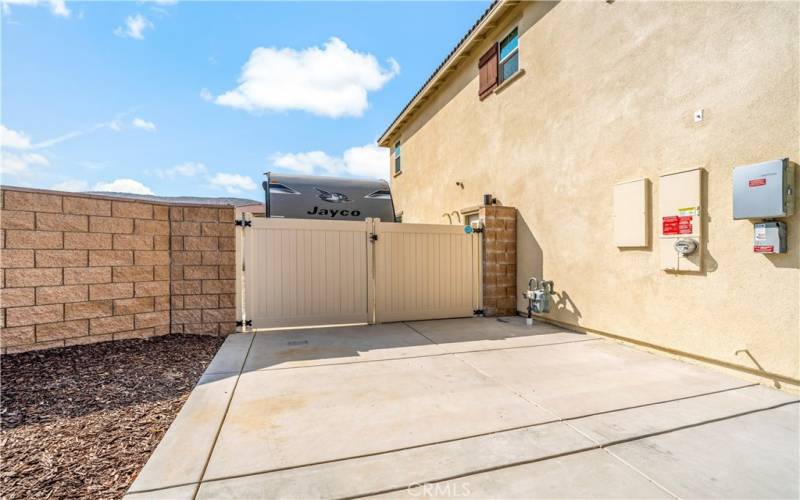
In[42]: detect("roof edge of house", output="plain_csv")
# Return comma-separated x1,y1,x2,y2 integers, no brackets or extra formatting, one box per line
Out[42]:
378,0,519,147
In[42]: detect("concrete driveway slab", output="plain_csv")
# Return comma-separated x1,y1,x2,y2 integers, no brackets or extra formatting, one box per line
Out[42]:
128,318,800,499
196,421,594,499
204,354,554,480
457,339,748,418
243,323,445,371
127,372,238,494
382,449,672,499
571,385,798,444
407,316,593,353
610,404,800,499
124,483,197,500
204,333,253,375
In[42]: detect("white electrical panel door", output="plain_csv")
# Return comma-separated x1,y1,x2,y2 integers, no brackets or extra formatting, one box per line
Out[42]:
659,168,702,272
614,179,648,247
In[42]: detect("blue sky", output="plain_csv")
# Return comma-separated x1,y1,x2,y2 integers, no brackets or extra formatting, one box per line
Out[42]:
1,0,488,199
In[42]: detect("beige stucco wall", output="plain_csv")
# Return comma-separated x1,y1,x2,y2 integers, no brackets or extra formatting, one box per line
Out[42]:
388,1,800,388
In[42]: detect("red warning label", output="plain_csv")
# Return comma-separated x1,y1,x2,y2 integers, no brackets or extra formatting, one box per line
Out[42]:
662,216,679,235
663,216,693,235
678,216,693,234
754,245,774,253
748,178,767,187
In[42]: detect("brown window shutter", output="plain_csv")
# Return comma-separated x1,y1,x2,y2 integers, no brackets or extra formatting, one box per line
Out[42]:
478,43,498,100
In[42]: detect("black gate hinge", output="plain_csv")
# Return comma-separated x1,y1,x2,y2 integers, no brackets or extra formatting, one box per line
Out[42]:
473,309,485,316
236,320,253,327
472,227,484,233
235,219,252,227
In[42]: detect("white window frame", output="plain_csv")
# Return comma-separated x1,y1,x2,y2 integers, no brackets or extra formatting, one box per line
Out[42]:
498,26,519,83
394,141,402,175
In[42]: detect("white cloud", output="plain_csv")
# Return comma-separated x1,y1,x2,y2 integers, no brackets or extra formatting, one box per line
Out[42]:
154,161,207,179
1,0,70,17
15,120,123,150
114,14,153,40
270,143,388,180
132,117,156,132
48,0,66,16
1,151,50,178
342,144,390,179
215,37,400,118
1,125,32,150
209,173,257,194
1,118,124,155
51,179,89,192
271,151,331,175
94,178,154,195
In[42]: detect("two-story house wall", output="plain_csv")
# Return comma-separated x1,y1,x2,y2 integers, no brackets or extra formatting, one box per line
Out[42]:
379,0,799,389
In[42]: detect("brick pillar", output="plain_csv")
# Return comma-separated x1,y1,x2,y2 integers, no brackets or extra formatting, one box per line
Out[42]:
480,205,517,316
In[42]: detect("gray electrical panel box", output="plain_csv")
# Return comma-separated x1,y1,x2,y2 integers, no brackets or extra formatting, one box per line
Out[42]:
754,221,787,254
732,158,795,219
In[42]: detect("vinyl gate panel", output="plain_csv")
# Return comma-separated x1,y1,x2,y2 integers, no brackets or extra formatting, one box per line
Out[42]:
243,218,371,329
374,221,478,323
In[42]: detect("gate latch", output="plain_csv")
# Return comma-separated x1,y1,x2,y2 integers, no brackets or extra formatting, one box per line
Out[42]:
370,234,379,242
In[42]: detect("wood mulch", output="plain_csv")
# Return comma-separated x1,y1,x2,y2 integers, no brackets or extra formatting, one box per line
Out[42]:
0,334,225,500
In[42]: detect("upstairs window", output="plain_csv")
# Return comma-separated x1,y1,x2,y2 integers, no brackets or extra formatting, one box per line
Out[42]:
477,26,520,100
498,27,519,83
394,141,401,175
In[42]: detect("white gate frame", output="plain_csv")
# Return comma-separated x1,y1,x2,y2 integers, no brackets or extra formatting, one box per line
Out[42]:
236,213,481,331
372,219,480,323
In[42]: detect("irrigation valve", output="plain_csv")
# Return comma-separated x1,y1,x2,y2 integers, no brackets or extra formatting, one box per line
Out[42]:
523,278,555,324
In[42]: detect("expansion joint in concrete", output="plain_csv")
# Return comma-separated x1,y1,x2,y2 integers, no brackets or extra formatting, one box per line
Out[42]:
191,332,258,500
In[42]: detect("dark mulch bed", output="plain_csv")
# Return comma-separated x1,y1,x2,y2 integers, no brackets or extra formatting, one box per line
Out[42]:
0,334,224,500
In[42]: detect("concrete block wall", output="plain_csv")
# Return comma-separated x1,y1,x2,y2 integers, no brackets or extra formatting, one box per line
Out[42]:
481,205,517,316
168,205,236,336
0,187,236,353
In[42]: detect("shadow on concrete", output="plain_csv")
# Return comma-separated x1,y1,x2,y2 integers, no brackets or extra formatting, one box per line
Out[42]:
237,316,588,372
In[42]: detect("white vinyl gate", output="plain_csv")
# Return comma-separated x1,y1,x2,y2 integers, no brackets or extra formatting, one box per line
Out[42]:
373,220,480,323
236,216,480,330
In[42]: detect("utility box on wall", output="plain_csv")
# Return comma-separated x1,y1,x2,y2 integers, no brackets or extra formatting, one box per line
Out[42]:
754,221,787,254
659,168,703,272
613,179,649,247
733,158,795,219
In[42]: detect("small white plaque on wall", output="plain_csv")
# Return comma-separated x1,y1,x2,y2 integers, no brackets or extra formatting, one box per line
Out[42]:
613,179,649,247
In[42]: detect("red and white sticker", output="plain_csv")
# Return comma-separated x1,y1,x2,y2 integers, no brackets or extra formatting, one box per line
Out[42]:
678,216,693,234
662,216,679,235
663,216,693,235
754,245,774,253
748,178,767,187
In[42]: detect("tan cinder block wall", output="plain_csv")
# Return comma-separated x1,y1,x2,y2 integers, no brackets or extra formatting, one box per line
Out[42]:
0,186,236,353
169,205,236,336
481,205,517,316
388,2,800,388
